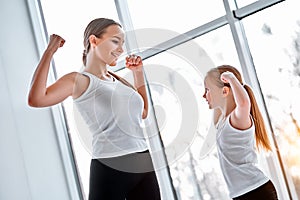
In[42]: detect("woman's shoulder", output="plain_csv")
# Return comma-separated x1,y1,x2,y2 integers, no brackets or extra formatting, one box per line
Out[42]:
62,71,90,82
59,71,81,81
70,72,91,99
65,71,81,77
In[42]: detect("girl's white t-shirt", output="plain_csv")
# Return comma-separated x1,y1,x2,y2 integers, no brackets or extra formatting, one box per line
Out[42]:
216,115,269,198
73,72,148,158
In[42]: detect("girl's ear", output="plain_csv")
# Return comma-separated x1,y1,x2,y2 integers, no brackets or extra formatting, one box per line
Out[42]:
222,86,230,97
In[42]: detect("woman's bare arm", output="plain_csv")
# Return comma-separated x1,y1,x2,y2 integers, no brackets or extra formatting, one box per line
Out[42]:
28,34,76,107
126,55,148,119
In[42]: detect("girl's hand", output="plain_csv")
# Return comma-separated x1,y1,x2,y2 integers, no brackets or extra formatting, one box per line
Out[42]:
125,54,143,71
47,34,65,53
220,71,235,84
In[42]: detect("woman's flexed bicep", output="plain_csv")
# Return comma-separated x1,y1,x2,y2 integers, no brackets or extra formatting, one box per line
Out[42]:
28,34,71,107
28,72,77,107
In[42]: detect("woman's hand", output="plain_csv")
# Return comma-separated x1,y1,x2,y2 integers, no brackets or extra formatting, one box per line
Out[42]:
46,34,65,53
125,54,148,118
125,54,143,71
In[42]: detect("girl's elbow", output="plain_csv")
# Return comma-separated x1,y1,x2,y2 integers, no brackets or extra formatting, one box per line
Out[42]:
142,109,148,119
241,99,251,108
237,100,251,112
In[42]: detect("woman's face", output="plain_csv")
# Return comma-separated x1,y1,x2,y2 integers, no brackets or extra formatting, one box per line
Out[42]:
203,76,223,109
95,25,125,66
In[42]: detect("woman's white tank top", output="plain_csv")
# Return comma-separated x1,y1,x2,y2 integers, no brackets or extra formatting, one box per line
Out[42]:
73,72,148,158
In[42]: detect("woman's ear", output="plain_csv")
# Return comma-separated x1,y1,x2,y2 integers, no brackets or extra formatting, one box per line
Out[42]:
89,35,99,48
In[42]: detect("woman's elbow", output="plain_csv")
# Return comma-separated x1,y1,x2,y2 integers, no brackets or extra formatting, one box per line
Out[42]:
28,93,43,107
28,96,39,107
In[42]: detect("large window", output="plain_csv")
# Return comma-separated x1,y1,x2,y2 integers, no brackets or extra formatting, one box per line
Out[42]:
141,24,241,199
243,0,300,198
127,0,225,47
37,0,300,199
235,0,257,8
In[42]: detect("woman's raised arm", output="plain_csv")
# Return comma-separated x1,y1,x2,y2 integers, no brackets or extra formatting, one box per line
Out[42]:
28,34,76,107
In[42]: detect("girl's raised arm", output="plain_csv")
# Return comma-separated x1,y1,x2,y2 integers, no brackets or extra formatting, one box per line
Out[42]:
220,71,251,129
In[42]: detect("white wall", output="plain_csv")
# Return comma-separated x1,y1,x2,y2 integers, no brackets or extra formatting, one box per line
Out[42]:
0,0,82,199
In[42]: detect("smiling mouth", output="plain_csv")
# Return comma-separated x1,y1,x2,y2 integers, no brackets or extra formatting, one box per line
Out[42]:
111,53,120,58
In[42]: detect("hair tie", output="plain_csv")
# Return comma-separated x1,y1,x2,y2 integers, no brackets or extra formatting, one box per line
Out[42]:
83,50,87,56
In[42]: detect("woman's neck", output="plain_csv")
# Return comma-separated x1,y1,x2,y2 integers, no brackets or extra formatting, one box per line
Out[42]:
85,51,108,72
84,63,116,82
85,66,107,75
85,57,108,75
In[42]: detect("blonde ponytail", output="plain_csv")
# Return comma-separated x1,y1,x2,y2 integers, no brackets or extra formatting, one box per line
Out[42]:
244,85,272,151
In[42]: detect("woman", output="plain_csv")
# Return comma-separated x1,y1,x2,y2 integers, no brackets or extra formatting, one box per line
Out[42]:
202,65,278,200
28,18,161,200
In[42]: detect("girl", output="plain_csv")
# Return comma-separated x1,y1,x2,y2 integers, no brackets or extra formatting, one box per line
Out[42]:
28,18,161,200
203,65,278,200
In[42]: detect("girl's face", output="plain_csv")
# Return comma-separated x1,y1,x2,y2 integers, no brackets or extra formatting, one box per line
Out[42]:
95,25,125,66
203,76,223,109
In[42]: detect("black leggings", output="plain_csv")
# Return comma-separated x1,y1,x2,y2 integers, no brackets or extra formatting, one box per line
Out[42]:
233,180,278,200
88,151,161,200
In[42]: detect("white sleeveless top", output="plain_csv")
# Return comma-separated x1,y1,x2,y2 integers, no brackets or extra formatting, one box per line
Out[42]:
73,72,148,158
216,115,269,198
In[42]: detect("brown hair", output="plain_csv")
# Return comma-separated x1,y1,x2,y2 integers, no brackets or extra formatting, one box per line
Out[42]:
207,65,271,151
108,71,137,91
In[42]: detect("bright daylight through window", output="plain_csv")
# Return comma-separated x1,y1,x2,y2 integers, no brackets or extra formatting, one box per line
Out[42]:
39,0,300,199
